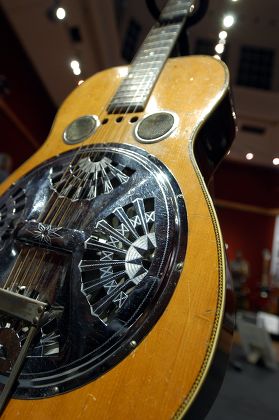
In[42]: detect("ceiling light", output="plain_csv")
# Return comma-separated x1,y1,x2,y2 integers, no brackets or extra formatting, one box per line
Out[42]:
246,153,254,160
73,67,81,76
219,30,228,40
215,43,225,54
273,157,279,166
78,80,84,85
223,15,235,28
213,54,221,60
70,60,80,69
56,7,66,20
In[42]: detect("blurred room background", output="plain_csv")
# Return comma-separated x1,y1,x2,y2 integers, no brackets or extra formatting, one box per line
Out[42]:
0,1,279,418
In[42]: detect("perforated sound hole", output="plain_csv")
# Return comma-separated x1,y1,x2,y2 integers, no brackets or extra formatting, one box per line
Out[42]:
0,144,187,399
63,115,99,144
134,111,178,143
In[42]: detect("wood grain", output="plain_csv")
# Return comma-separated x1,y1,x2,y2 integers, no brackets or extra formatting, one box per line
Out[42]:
0,56,230,419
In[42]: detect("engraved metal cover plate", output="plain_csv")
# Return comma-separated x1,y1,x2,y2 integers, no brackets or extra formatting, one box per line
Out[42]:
0,143,187,398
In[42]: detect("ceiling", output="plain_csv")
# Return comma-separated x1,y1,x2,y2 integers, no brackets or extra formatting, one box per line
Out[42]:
1,0,278,169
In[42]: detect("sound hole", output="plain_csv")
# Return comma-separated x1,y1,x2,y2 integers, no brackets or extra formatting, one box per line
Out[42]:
63,115,99,144
135,111,178,143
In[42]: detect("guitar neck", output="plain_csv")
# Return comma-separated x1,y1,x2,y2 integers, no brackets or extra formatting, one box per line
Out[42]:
107,0,194,114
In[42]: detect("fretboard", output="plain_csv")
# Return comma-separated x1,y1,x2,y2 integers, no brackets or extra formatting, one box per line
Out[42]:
107,0,194,114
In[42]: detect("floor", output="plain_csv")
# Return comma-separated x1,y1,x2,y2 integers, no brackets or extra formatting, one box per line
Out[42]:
206,344,279,420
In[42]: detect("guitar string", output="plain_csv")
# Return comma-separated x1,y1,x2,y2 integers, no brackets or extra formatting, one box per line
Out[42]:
14,43,162,296
18,249,43,294
4,247,28,290
42,0,191,223
39,23,158,225
3,16,183,299
15,29,181,296
22,39,163,291
39,5,186,226
43,9,183,224
4,62,150,294
43,21,167,228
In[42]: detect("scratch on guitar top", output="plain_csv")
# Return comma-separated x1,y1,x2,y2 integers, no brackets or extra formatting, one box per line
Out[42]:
205,309,214,314
195,309,214,322
77,394,97,418
131,349,137,358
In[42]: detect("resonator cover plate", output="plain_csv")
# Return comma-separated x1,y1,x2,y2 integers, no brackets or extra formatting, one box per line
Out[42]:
0,143,187,398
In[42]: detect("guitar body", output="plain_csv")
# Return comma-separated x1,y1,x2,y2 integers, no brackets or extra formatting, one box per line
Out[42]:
0,56,235,419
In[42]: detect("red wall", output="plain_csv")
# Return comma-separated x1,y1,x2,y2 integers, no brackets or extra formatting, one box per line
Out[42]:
0,9,56,170
213,159,278,300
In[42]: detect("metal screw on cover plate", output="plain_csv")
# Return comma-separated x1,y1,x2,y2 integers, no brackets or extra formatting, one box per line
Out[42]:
176,262,183,271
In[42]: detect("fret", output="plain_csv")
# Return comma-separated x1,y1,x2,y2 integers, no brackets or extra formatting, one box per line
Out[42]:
116,81,152,88
110,96,147,103
114,87,152,95
128,72,159,78
109,101,145,108
107,0,194,114
140,51,167,56
119,82,154,89
149,24,181,35
132,59,165,66
138,42,173,50
125,76,155,82
115,90,153,98
141,38,177,47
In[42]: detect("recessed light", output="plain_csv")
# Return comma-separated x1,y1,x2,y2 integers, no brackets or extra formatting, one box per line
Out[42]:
56,7,66,20
219,30,228,40
273,157,279,165
70,60,80,70
223,15,235,28
246,153,254,160
215,43,225,54
73,67,81,76
78,80,84,85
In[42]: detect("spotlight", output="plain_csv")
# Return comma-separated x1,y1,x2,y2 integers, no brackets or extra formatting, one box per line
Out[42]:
56,7,66,20
219,30,228,40
246,153,254,160
215,43,225,54
223,15,235,28
46,2,67,22
70,60,80,70
73,67,81,76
